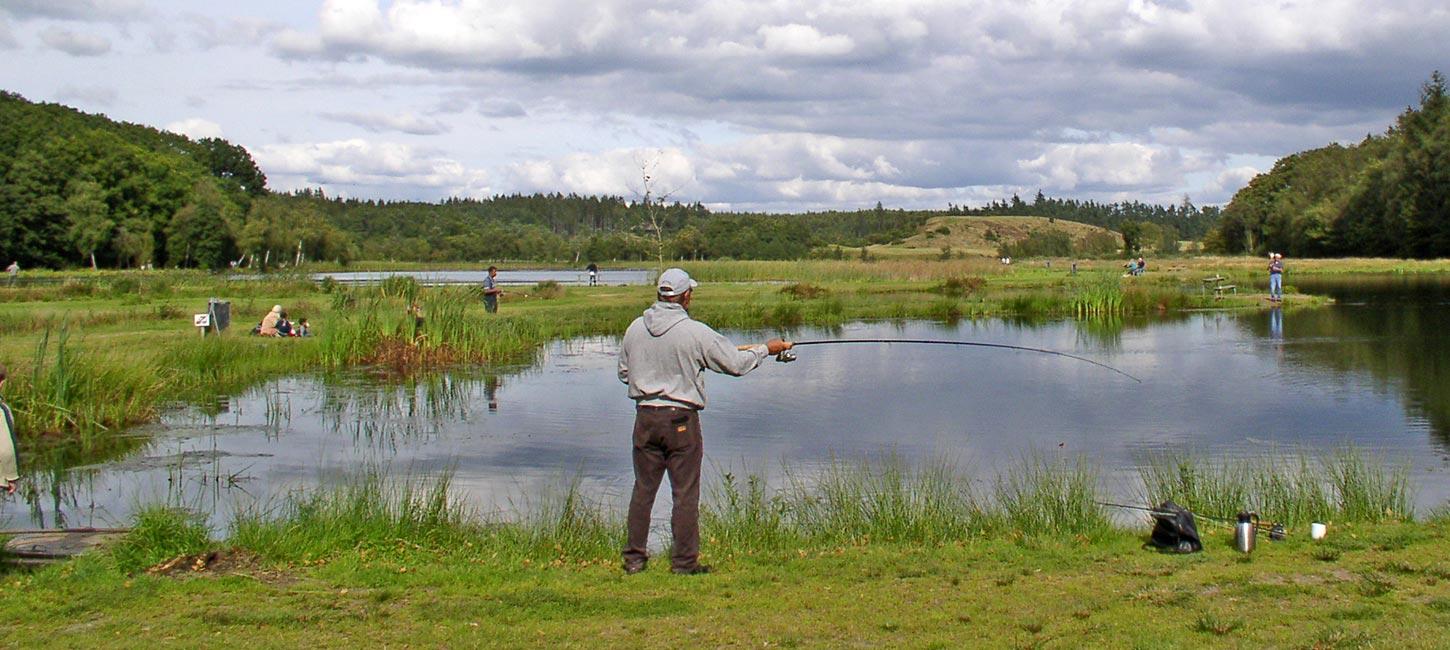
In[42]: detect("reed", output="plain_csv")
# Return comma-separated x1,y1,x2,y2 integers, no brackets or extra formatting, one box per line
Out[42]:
1137,448,1412,524
229,469,474,561
1070,273,1124,318
9,326,166,438
983,452,1111,539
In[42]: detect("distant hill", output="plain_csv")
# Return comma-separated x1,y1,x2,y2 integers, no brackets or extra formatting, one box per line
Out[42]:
853,215,1120,258
0,91,266,268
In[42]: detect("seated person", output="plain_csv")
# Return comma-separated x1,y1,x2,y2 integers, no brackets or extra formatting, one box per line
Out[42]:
258,305,284,336
276,312,294,337
296,318,311,337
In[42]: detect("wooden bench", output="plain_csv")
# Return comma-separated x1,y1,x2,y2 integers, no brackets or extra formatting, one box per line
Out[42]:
1213,284,1237,298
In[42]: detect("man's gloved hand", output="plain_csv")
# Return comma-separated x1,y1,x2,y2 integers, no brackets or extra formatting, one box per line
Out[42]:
765,338,793,355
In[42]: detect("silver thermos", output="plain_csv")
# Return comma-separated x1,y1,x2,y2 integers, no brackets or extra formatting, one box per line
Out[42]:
1235,511,1259,553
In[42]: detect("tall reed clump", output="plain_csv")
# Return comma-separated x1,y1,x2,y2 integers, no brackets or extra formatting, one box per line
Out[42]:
319,287,550,369
12,325,166,439
1071,274,1124,318
984,452,1111,539
1138,448,1412,524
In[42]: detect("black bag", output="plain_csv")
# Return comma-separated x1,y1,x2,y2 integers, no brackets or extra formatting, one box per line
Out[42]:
1148,500,1202,553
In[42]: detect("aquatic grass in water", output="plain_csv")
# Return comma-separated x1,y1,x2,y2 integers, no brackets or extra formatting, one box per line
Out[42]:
786,455,980,546
984,452,1111,539
229,469,475,561
10,325,166,438
1071,274,1124,318
229,469,617,563
1138,448,1412,524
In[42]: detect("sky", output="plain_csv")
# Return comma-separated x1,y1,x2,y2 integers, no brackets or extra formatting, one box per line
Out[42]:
1,0,1445,212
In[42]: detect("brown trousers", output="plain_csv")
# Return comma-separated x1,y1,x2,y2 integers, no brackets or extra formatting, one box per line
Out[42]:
624,405,703,571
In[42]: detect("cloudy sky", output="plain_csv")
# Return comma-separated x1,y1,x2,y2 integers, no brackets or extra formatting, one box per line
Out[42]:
1,1,1444,211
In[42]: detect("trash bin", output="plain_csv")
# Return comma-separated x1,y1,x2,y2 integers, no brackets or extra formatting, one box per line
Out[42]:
207,299,231,333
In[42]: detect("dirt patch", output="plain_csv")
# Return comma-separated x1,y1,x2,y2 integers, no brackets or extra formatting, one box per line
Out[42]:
146,548,294,584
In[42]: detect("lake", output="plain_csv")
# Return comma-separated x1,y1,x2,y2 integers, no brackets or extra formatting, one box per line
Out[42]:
312,268,653,286
5,274,1450,531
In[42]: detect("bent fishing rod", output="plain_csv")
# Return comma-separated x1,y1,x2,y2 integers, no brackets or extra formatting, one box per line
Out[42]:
764,338,1141,383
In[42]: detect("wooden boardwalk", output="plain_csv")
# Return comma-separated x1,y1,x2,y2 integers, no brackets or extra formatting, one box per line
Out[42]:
2,528,130,567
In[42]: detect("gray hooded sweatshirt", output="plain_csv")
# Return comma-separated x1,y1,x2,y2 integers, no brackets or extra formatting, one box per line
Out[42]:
618,301,768,410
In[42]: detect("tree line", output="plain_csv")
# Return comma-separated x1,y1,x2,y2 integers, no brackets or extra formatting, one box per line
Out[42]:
5,89,1253,269
1207,72,1450,258
0,91,352,270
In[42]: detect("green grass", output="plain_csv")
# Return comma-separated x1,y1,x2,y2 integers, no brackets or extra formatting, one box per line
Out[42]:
1138,447,1413,525
1,453,1449,647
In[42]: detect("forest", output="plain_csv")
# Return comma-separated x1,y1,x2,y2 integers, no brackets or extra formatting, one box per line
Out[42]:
1207,72,1450,258
8,73,1448,269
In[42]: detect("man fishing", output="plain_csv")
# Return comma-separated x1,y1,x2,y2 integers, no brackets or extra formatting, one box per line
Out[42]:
617,268,791,575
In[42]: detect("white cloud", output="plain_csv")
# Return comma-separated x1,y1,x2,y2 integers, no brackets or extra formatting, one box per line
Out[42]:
1018,143,1180,190
255,139,491,198
40,27,111,56
321,111,450,135
165,118,224,140
757,23,855,58
505,148,695,198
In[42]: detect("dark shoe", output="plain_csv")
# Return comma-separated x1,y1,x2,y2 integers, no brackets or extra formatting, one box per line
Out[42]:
671,564,712,575
623,561,646,575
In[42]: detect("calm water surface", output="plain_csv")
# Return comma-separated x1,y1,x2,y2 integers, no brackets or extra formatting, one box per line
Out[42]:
5,275,1450,530
313,269,652,286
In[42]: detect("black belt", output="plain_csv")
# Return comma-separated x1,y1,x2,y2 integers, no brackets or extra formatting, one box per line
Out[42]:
637,403,698,412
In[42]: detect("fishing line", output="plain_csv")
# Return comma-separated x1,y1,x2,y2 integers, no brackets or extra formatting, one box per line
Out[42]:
786,339,1142,383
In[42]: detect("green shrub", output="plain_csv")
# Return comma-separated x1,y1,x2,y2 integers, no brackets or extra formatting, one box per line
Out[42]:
111,507,211,573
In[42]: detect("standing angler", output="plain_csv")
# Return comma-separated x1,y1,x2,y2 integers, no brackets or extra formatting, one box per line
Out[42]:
617,268,791,575
482,266,502,313
1268,253,1285,302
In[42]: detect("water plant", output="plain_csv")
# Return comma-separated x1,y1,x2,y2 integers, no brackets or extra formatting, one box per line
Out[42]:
1137,448,1412,524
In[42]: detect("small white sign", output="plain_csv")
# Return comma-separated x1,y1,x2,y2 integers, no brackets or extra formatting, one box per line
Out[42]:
194,313,211,328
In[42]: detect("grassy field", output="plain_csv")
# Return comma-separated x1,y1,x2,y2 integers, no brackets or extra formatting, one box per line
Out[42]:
0,455,1444,648
0,257,1446,647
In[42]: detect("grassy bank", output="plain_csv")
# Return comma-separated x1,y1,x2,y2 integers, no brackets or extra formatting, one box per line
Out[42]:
1,452,1444,647
0,257,1337,453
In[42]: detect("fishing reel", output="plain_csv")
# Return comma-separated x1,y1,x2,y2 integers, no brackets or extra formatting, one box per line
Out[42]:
775,349,797,363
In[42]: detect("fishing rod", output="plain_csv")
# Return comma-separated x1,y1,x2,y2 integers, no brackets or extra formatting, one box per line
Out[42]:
1098,501,1285,533
776,339,1141,383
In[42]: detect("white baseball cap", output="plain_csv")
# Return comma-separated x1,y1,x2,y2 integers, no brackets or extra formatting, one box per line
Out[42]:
657,268,698,297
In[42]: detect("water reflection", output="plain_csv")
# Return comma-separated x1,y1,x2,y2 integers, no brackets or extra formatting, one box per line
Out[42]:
4,276,1450,530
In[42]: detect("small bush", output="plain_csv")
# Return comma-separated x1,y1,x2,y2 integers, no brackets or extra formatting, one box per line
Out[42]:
1193,613,1243,636
532,280,564,299
109,277,141,296
780,283,830,299
153,304,184,319
937,276,985,297
767,301,804,327
111,507,211,573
